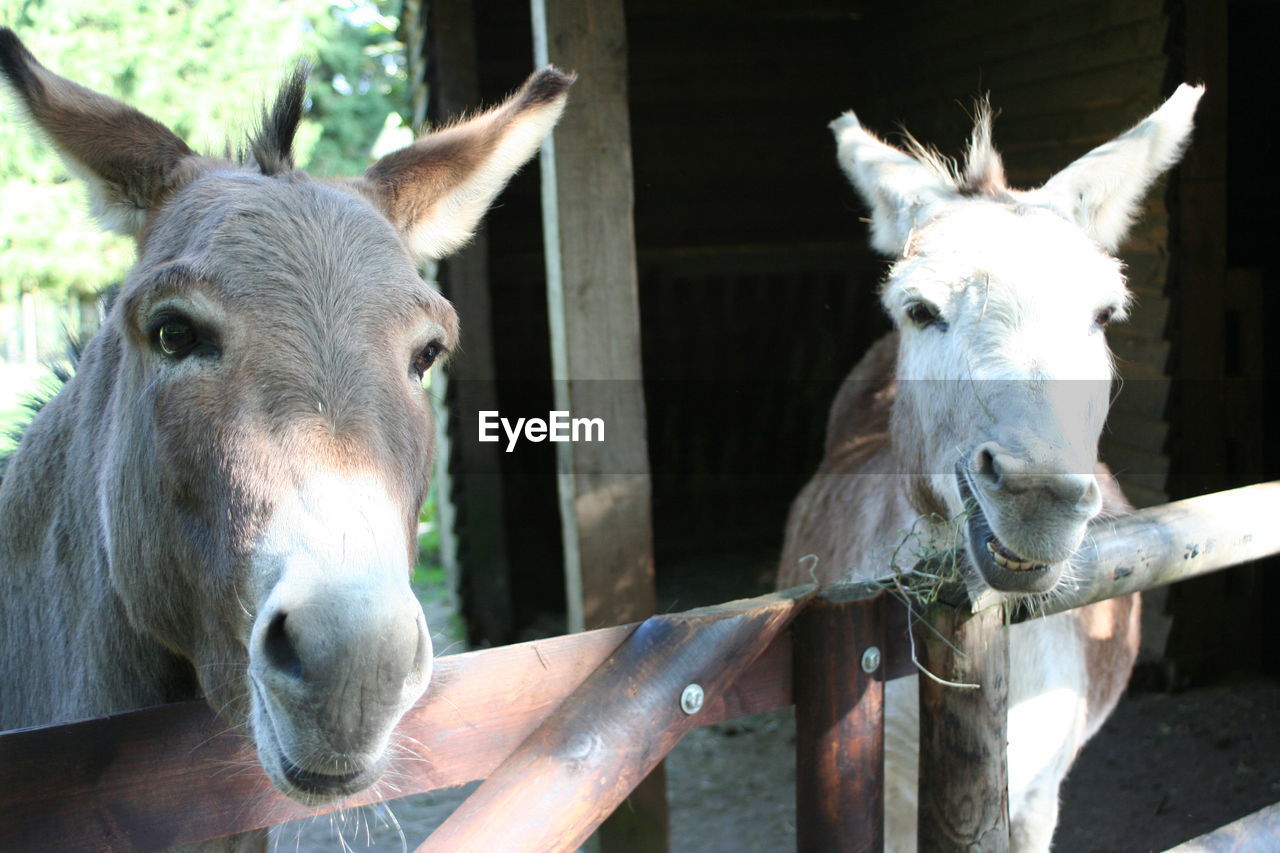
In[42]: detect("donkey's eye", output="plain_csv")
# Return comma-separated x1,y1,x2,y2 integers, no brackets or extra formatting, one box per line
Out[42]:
413,342,443,379
1094,306,1118,329
906,301,947,331
155,320,197,357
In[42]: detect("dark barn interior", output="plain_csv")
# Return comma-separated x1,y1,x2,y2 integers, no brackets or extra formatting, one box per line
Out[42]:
416,0,1276,690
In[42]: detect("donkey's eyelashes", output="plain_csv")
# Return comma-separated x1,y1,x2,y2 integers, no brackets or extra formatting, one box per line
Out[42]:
905,300,948,331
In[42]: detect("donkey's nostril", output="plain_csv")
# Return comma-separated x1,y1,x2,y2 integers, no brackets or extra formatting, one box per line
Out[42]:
974,443,1001,485
263,612,304,680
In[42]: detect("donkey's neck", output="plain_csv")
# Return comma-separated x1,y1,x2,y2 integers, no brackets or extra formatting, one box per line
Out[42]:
0,330,197,729
778,332,939,587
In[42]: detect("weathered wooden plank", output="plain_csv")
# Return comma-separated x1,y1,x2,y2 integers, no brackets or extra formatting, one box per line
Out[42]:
888,57,1169,130
1102,410,1170,456
0,586,810,852
1164,800,1280,852
7,480,1280,850
875,16,1168,102
1009,482,1280,619
864,0,1163,60
794,587,888,852
918,603,1010,851
0,623,631,851
532,0,665,847
532,0,654,633
415,587,813,853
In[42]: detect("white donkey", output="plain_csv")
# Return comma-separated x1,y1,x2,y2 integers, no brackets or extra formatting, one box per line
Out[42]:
779,85,1203,850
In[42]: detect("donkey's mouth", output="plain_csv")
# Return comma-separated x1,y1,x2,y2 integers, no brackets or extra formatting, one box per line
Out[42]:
985,536,1044,572
278,751,381,800
956,466,1060,594
250,679,387,803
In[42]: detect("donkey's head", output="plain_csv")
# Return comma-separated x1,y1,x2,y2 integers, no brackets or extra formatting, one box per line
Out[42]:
0,30,571,803
831,86,1201,595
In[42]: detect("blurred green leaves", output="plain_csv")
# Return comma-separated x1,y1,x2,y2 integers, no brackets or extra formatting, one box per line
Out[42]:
0,0,409,297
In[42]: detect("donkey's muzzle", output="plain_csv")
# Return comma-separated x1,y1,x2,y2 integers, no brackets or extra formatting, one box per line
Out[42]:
249,576,433,803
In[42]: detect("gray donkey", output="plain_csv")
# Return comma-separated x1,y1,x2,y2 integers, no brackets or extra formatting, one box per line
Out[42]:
0,28,570,850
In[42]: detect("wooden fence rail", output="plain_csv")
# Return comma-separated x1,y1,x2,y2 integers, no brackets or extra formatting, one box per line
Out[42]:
2,482,1279,851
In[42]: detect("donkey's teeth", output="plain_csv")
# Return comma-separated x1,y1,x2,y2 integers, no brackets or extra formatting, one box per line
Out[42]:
985,537,1044,572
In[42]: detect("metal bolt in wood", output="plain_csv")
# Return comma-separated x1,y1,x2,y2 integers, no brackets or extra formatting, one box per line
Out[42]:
680,683,704,715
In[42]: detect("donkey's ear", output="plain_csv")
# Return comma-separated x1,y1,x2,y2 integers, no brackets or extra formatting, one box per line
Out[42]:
363,66,574,260
830,111,953,256
0,29,197,239
1028,84,1204,252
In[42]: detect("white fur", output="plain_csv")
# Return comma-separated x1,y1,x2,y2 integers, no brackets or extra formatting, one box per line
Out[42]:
248,472,430,804
1026,84,1205,252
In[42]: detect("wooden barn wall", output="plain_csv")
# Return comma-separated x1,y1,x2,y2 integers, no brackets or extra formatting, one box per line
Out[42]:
626,2,882,566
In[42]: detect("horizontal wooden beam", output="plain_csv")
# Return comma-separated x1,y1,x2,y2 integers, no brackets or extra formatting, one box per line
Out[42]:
1007,480,1280,619
0,592,802,851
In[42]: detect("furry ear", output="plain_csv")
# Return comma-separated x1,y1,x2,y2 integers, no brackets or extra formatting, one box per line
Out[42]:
1026,84,1204,252
0,28,197,239
363,66,574,260
830,111,954,256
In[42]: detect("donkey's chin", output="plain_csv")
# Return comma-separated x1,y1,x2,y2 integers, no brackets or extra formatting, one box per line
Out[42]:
264,746,386,805
956,469,1067,595
249,688,390,805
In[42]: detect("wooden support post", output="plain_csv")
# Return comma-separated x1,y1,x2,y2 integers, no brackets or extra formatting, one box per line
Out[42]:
917,602,1010,852
531,0,654,633
531,0,662,848
424,0,515,644
793,586,887,853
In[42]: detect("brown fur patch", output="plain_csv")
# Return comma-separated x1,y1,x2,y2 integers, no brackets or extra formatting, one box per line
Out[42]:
0,28,195,222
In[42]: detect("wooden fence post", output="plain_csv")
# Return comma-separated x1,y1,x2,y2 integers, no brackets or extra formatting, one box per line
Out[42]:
917,601,1010,852
794,586,887,852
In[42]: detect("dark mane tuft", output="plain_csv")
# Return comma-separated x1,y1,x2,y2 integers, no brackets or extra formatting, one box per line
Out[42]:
248,63,309,176
0,334,84,481
900,96,1010,200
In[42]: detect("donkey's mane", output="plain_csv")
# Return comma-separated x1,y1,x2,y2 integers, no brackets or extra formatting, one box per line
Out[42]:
899,98,1010,198
0,339,80,481
242,63,309,176
0,286,115,480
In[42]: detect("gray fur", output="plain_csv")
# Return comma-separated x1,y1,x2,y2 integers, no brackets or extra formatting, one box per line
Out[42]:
0,29,569,850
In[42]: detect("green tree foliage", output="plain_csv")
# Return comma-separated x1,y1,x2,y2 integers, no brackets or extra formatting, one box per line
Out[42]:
304,1,410,177
0,0,408,297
